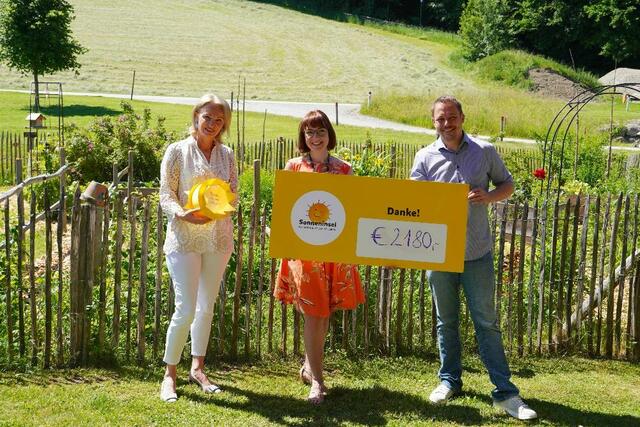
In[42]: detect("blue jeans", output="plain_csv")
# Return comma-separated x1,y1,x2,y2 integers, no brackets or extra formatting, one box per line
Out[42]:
428,251,519,401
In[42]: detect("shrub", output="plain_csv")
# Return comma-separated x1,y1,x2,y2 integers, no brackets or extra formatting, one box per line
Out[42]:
237,167,275,219
459,0,513,61
66,101,174,183
336,139,391,178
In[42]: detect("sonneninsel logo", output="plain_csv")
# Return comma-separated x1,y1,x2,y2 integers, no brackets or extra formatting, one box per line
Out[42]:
291,190,346,245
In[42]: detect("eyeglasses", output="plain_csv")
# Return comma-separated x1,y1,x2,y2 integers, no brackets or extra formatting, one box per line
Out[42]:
304,128,328,138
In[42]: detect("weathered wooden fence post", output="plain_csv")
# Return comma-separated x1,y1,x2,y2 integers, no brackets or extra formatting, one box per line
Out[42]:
4,199,12,363
231,206,243,359
16,159,25,357
137,198,151,363
70,192,95,367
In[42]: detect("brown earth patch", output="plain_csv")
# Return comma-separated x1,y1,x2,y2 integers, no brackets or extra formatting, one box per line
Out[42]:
528,68,592,101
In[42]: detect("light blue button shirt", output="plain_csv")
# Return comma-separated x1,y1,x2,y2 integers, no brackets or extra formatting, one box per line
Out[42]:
410,133,513,261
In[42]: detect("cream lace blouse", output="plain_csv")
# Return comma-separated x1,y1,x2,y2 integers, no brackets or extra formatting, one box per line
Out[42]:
160,136,237,255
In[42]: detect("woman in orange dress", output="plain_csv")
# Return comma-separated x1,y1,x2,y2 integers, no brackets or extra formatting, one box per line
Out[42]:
274,110,365,404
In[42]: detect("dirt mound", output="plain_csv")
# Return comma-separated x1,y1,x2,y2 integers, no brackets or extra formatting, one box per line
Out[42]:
527,68,591,101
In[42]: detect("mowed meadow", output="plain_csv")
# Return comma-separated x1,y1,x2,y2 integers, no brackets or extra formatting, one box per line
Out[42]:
0,0,470,102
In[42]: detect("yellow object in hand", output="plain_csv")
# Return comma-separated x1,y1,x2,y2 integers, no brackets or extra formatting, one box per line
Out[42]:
184,178,236,220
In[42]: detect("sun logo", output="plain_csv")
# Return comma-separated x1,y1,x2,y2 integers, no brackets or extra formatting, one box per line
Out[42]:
307,201,331,223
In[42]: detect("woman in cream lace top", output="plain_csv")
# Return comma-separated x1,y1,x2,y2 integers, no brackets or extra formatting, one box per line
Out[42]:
158,94,237,402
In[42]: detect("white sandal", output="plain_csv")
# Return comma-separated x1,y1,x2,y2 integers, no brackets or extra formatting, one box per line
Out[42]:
160,377,177,402
189,371,222,394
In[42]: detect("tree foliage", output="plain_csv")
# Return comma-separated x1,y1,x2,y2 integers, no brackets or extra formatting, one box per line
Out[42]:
459,0,513,60
584,0,640,63
0,0,86,110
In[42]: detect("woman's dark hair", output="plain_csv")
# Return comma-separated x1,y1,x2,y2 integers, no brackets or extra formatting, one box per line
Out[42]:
297,110,337,153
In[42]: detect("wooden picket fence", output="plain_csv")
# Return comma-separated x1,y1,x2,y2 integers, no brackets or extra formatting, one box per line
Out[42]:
227,138,542,179
0,151,639,369
0,131,49,184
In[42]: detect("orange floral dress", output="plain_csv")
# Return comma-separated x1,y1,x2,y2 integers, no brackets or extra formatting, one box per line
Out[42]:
274,155,365,318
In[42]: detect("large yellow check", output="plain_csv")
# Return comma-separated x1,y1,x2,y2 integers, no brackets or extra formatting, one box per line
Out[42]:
270,171,469,272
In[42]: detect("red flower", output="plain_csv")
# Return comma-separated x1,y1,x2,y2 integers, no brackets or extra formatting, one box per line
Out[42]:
533,168,546,180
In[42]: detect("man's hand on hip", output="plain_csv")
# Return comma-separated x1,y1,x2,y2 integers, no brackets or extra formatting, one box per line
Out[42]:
468,188,492,205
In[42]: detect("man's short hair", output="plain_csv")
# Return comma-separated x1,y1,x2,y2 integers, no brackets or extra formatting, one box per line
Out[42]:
431,95,463,117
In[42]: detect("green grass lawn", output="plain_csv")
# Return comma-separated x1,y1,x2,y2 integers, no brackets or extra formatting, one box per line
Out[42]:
0,91,436,146
362,89,640,141
0,354,638,426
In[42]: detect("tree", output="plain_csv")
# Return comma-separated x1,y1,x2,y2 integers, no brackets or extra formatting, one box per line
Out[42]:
0,0,86,111
585,0,640,63
459,0,513,60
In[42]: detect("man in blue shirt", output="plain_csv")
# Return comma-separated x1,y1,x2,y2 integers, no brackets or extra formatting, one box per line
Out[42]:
410,95,537,421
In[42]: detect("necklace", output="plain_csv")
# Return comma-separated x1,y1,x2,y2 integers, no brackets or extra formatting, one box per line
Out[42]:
306,153,331,172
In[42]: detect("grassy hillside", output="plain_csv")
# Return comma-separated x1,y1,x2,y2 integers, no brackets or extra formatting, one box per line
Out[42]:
0,0,470,102
0,0,625,141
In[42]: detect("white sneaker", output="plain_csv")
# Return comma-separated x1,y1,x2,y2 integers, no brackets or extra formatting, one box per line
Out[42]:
429,383,454,405
494,395,537,420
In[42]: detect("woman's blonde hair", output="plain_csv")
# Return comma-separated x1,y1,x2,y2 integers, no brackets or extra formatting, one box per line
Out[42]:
189,93,232,139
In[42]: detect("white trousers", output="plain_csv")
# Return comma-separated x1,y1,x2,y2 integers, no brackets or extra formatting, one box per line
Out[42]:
163,251,231,365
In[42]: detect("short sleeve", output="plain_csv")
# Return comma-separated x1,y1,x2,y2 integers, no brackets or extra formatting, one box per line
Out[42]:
410,149,428,181
486,145,513,186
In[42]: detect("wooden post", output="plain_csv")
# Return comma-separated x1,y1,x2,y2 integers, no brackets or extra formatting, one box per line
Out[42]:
231,207,243,359
507,202,519,352
268,258,276,353
395,269,405,355
496,203,508,328
527,201,539,354
112,192,124,349
418,270,426,349
56,151,66,366
137,198,151,363
244,160,260,357
407,270,415,351
615,195,630,356
68,189,81,366
4,200,12,363
605,193,623,358
575,195,591,348
588,196,601,355
548,198,561,353
126,196,137,361
59,147,67,232
363,265,371,352
44,187,52,368
130,70,136,100
16,159,25,356
596,196,612,356
153,202,164,360
95,202,106,351
555,200,571,347
29,190,37,366
335,102,339,125
516,202,528,356
626,195,639,359
256,205,267,358
564,196,580,347
82,203,96,366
